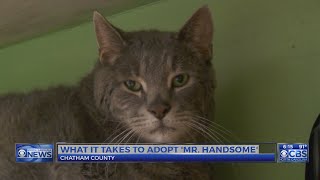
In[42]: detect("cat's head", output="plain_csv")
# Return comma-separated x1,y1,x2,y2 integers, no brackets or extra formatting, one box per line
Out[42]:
92,6,215,143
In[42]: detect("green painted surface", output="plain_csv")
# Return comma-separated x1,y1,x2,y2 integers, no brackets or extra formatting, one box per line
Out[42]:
0,0,319,179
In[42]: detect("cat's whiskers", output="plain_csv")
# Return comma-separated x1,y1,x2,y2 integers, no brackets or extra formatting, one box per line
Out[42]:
183,122,218,143
190,118,228,144
111,129,134,176
109,128,131,144
192,114,234,136
191,115,240,143
175,114,226,144
179,112,238,142
117,129,135,145
89,122,125,178
186,121,221,144
114,128,142,177
125,129,138,144
112,129,136,177
177,114,235,144
175,117,210,142
103,124,126,143
196,122,234,144
189,118,229,144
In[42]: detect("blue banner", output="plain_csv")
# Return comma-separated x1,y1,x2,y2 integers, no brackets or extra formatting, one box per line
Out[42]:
57,153,275,163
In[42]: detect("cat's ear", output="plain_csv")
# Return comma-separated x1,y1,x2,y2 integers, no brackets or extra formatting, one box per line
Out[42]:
93,11,125,65
178,5,214,60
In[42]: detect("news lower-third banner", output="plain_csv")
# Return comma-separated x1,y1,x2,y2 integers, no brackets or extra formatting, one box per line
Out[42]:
15,143,308,163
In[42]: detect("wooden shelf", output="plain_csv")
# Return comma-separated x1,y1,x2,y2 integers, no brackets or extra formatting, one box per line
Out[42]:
0,0,159,48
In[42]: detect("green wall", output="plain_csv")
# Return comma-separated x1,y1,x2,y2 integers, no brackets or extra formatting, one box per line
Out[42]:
0,0,319,179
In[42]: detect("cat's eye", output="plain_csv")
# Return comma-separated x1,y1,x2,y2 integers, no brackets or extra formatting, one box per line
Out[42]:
124,80,142,92
172,74,189,88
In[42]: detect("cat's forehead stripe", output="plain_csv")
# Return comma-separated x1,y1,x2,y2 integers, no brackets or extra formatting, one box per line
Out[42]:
139,49,173,76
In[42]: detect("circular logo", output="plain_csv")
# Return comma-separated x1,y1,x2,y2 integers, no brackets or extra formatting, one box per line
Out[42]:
18,149,26,157
280,150,288,158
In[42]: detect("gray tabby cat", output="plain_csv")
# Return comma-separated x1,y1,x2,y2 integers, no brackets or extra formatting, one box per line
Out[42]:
0,6,216,180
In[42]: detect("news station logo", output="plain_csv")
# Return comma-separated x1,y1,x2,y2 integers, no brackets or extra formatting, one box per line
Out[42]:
277,143,308,163
15,144,53,163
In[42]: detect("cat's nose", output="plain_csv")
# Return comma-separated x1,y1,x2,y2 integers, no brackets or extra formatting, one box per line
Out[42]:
147,104,171,120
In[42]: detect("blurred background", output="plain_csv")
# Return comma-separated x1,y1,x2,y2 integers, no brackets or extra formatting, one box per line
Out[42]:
0,0,319,179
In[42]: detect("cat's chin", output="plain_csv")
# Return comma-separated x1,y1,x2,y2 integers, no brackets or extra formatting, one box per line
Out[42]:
141,129,186,143
143,135,179,143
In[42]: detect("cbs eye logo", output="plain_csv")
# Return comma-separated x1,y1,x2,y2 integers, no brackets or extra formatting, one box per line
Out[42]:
18,149,26,157
280,150,288,158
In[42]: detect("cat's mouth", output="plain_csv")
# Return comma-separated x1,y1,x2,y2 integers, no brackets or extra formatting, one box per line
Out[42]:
149,122,176,134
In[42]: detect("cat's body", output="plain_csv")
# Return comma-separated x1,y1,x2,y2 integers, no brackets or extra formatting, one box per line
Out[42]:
0,86,213,180
0,6,216,179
